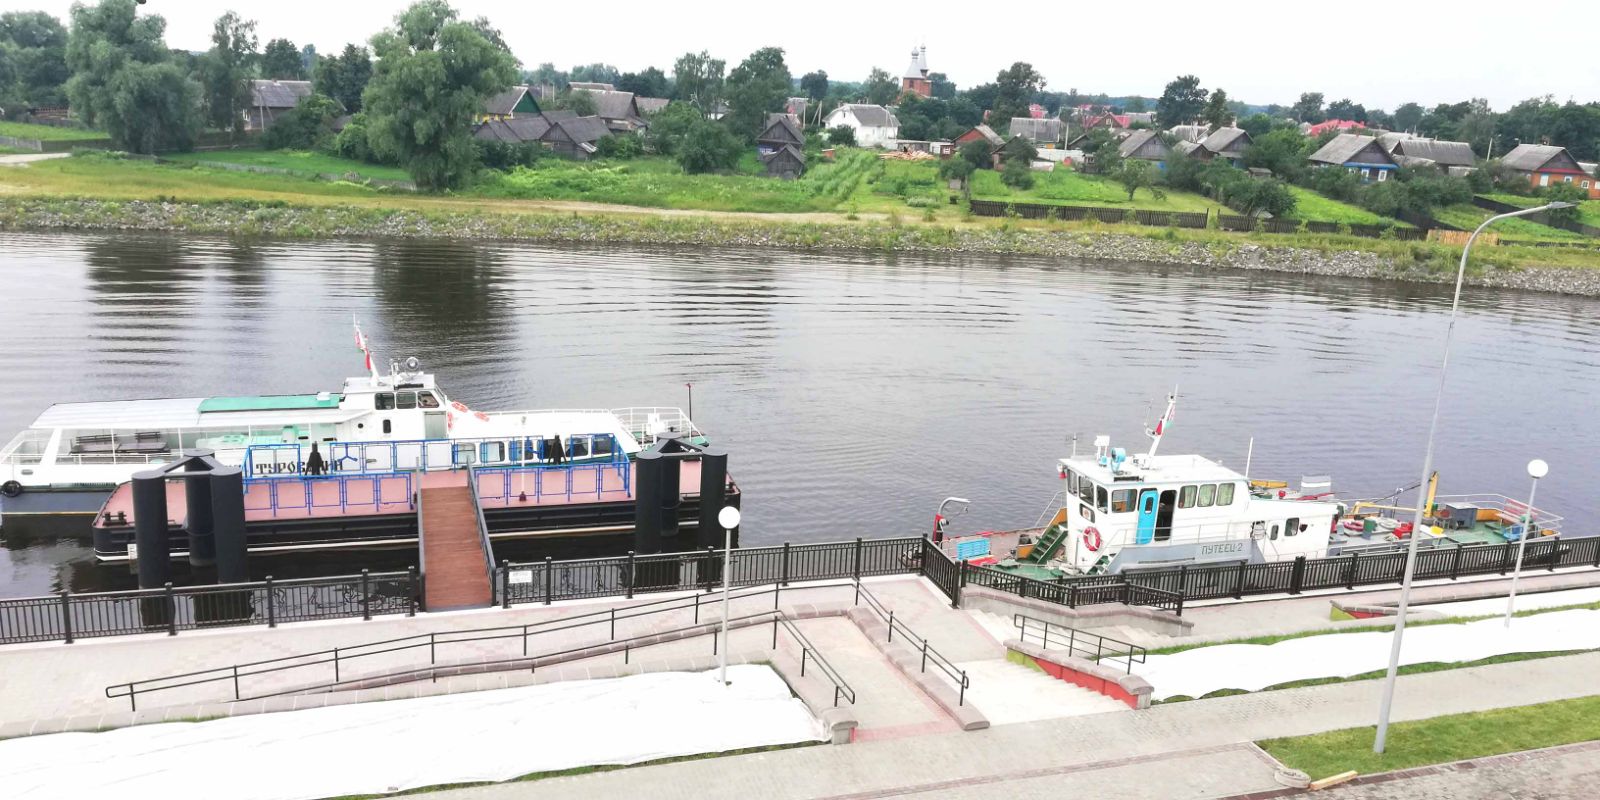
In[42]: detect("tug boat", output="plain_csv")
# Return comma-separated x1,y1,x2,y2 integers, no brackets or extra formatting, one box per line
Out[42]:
940,393,1562,579
0,325,702,517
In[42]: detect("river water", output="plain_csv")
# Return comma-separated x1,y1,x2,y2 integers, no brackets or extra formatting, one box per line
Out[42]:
1,232,1596,596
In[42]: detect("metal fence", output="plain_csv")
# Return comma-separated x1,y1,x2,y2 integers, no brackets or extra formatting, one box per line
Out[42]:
0,570,419,646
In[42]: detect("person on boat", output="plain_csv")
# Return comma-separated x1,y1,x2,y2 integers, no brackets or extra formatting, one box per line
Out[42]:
305,443,327,476
550,435,564,466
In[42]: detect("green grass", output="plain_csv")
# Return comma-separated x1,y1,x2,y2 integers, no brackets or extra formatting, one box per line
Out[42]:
0,120,106,142
161,149,414,181
1482,192,1600,230
1434,204,1585,241
1259,695,1600,781
1285,186,1397,226
970,167,1221,213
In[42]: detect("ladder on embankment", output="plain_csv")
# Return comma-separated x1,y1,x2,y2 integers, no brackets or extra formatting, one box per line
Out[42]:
418,477,494,611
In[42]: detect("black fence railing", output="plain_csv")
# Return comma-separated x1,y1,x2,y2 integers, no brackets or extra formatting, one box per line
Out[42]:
1013,613,1147,674
0,570,420,646
498,537,924,607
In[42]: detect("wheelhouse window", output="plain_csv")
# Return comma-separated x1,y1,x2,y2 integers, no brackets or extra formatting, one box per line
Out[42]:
1077,478,1094,504
1111,489,1135,513
1197,484,1216,507
396,392,417,410
1096,486,1109,513
418,392,441,409
1179,485,1197,509
1270,524,1280,540
1064,469,1077,497
375,393,396,411
1285,517,1300,537
1217,483,1236,506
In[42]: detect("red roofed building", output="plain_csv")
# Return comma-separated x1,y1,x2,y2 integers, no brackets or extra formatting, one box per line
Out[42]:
1306,119,1367,137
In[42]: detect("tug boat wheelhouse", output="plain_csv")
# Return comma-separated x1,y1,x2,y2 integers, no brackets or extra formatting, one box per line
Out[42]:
0,327,702,516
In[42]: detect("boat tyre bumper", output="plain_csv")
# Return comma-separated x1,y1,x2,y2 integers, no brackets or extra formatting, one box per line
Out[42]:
1,480,21,498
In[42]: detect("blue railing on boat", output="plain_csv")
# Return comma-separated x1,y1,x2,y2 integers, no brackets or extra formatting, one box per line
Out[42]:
243,472,415,518
474,461,632,505
243,434,626,480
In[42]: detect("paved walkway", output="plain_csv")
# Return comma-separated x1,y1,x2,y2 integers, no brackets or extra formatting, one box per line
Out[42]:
1263,741,1600,800
427,651,1600,799
0,153,69,166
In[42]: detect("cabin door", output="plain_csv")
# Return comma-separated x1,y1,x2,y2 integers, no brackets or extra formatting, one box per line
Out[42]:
1156,490,1177,540
424,412,447,440
1136,490,1159,544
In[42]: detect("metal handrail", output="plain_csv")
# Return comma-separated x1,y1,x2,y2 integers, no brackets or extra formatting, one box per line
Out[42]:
104,580,863,711
852,579,970,705
464,468,496,585
1011,613,1148,674
774,615,856,706
243,471,413,518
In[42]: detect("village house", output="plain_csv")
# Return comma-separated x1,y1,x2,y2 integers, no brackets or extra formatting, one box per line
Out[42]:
1192,127,1252,166
823,103,900,148
757,113,805,154
635,97,669,116
471,110,610,160
901,46,931,98
567,81,614,91
760,145,806,180
1388,138,1477,176
1009,117,1064,149
479,85,542,123
1118,129,1171,167
569,88,647,133
1304,119,1366,137
1499,144,1600,197
1308,133,1399,182
953,124,1004,150
245,79,313,131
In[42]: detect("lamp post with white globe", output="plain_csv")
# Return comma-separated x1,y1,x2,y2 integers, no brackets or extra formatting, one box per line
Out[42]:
716,505,741,686
1504,459,1549,626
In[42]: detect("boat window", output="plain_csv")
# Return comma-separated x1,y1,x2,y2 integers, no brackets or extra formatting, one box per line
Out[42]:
418,392,440,409
376,393,396,410
452,442,476,465
1217,483,1236,506
570,437,590,458
1096,485,1108,513
382,420,392,435
1111,489,1135,513
1270,524,1280,540
396,392,417,410
1078,479,1094,504
479,442,505,463
1197,484,1216,507
1285,517,1300,537
1063,469,1076,496
1179,485,1197,509
592,436,614,457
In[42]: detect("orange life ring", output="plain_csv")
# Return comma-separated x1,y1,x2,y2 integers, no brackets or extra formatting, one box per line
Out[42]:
1083,526,1102,552
473,411,489,422
451,401,469,413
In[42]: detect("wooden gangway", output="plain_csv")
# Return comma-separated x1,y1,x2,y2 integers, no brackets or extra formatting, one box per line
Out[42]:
419,479,493,611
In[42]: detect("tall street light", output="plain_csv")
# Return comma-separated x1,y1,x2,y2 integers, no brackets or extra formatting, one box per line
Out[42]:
1504,459,1549,626
1372,200,1575,754
716,505,741,687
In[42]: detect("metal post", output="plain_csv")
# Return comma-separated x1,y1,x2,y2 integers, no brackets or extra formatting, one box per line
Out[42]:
1346,553,1358,590
887,610,895,642
1234,561,1247,599
781,542,790,587
954,559,967,608
407,566,418,616
1504,473,1541,630
265,576,276,628
1548,535,1559,572
60,589,73,644
718,524,733,686
853,538,863,582
361,569,372,620
1450,545,1464,580
166,583,177,636
1289,556,1305,595
1372,205,1565,755
500,561,511,609
544,557,554,605
626,551,636,600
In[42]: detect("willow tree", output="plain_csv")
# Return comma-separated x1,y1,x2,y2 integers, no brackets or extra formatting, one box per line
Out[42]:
361,0,516,191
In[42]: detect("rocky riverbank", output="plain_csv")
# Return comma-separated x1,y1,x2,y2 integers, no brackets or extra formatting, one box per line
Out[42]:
4,197,1599,296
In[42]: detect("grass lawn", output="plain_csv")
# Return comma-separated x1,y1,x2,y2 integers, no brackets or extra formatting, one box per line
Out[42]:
161,149,414,182
1434,204,1585,241
1259,695,1600,781
1285,186,1397,226
1484,192,1600,230
0,120,106,142
970,168,1221,213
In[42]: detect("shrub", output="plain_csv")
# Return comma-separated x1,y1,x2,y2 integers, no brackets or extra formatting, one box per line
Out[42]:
475,139,543,170
826,125,856,146
1001,158,1034,189
262,94,342,151
676,119,742,174
595,134,644,159
1308,167,1360,202
332,114,375,163
905,196,938,208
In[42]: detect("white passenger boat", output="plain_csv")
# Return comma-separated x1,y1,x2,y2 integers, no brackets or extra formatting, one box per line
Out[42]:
0,326,701,516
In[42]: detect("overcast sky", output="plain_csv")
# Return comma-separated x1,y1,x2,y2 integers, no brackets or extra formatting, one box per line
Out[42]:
25,0,1600,110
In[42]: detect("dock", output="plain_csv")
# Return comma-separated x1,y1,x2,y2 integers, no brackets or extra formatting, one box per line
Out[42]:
419,481,493,610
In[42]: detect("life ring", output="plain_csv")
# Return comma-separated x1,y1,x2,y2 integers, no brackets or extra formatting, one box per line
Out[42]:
0,480,21,498
445,412,454,431
473,411,489,422
1082,526,1102,552
451,401,469,413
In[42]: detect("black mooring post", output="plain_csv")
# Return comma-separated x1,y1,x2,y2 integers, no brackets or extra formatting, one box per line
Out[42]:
209,466,248,584
633,450,664,556
660,446,682,544
131,469,171,589
183,450,216,567
695,447,728,551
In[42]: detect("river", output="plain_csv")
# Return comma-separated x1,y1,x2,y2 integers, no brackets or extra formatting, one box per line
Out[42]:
1,232,1596,596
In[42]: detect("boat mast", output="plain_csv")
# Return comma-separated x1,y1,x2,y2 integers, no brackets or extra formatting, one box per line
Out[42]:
1145,389,1177,460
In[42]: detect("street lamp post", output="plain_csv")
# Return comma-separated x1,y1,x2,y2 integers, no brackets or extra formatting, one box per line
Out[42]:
716,505,741,687
1372,201,1574,754
1504,459,1549,626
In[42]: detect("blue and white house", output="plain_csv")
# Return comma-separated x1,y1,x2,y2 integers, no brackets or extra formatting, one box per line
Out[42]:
1308,133,1400,182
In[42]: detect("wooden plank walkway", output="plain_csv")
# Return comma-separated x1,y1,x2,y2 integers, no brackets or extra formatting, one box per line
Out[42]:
420,485,493,611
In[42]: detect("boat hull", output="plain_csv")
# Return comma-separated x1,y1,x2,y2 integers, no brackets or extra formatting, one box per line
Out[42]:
0,487,113,516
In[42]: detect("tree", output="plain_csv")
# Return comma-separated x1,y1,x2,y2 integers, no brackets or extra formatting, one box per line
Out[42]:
645,100,700,155
1393,102,1425,133
65,0,198,152
800,70,828,102
568,63,619,85
928,72,955,99
1243,127,1310,180
1000,157,1033,189
1291,92,1324,123
1155,74,1207,128
677,118,740,173
672,50,723,113
826,124,855,146
300,43,318,76
1203,88,1231,131
1231,178,1295,218
260,37,303,79
1081,127,1124,173
946,96,981,128
361,0,517,191
1325,98,1366,123
862,67,896,105
1109,158,1163,201
553,88,596,115
1456,97,1497,158
1542,182,1587,223
1238,112,1277,140
990,62,1044,132
0,11,70,109
198,12,256,135
723,46,789,138
261,92,340,150
616,66,669,98
313,43,372,112
528,62,566,90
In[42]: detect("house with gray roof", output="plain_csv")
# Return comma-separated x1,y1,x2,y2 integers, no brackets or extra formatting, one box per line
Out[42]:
569,88,646,133
1389,138,1477,174
758,114,805,154
955,124,1004,149
1118,129,1171,164
1009,117,1064,148
473,112,612,160
761,144,806,180
1499,143,1598,196
481,85,541,121
568,82,615,91
636,97,670,116
821,103,900,148
1195,127,1252,165
1308,133,1398,182
543,116,613,160
245,79,314,131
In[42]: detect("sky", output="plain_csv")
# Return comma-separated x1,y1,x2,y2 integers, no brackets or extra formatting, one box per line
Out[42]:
21,0,1600,111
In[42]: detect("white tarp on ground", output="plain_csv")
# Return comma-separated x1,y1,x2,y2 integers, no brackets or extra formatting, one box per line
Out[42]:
1140,608,1600,701
1421,587,1600,619
0,665,824,800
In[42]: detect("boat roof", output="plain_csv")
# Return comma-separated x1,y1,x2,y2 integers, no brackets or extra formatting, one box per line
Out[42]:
198,394,340,413
31,396,363,430
1061,453,1244,485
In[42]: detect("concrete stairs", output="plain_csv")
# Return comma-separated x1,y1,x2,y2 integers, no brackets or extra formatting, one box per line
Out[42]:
967,609,1020,644
955,658,1128,724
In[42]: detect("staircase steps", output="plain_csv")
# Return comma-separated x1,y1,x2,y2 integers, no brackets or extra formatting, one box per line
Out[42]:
1026,524,1069,563
419,485,493,611
956,658,1129,724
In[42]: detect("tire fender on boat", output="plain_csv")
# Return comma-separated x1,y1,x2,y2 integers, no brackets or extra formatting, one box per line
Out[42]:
0,480,21,498
1082,526,1101,552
